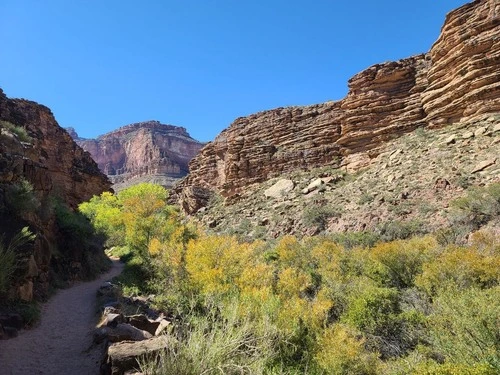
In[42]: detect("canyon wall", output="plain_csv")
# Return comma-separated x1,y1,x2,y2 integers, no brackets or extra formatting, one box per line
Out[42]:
0,89,111,301
71,121,204,190
174,0,500,213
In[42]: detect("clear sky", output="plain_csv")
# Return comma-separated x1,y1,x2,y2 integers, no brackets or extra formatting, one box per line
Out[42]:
1,0,468,142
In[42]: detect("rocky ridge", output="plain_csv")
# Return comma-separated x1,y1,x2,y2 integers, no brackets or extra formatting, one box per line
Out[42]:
70,121,204,191
196,115,499,239
173,0,500,214
0,88,111,304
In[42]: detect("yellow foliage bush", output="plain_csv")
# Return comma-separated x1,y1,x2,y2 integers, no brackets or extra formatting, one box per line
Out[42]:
416,245,500,294
315,324,379,375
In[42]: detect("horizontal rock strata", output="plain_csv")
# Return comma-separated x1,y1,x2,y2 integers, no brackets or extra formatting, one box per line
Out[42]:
174,0,500,213
71,121,204,190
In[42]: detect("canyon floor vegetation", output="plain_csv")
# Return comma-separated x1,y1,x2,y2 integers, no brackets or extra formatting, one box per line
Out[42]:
80,182,500,375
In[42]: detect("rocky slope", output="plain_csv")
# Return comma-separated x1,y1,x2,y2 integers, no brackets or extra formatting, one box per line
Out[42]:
0,88,111,303
196,115,499,239
173,0,500,214
70,121,204,191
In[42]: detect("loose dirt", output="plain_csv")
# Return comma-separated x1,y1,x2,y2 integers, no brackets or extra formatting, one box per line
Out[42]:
0,259,123,375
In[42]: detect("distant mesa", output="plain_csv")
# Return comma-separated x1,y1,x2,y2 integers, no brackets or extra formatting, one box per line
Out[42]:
68,120,205,191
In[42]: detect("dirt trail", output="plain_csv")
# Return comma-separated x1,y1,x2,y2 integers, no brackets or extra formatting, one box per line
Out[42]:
0,259,123,375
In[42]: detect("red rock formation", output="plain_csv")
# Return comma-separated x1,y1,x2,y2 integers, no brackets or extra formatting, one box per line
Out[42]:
71,121,204,190
174,0,500,213
0,88,111,301
422,0,500,126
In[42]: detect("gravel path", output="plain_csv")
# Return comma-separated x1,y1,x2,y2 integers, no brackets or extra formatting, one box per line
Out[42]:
0,259,124,375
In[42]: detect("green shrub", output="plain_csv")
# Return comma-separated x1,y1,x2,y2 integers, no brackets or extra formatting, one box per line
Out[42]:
139,302,278,375
4,179,39,214
329,231,380,250
0,120,31,142
427,286,500,371
0,227,35,295
449,183,500,230
302,205,340,231
376,220,428,242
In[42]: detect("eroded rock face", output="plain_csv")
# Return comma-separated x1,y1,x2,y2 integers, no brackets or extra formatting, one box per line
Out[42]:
174,0,500,213
0,89,111,301
71,121,204,190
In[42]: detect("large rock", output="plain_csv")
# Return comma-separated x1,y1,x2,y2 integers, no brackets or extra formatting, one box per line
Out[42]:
96,323,153,343
69,121,204,191
264,179,295,199
173,0,500,213
106,336,168,375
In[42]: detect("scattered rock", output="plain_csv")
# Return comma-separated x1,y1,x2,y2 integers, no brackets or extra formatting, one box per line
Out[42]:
474,126,488,137
99,313,125,329
389,149,403,160
26,255,38,277
462,131,475,139
434,178,451,191
18,281,33,301
127,315,161,336
471,158,497,174
99,323,153,343
264,179,295,199
302,178,327,194
106,336,168,375
154,319,171,336
445,134,457,144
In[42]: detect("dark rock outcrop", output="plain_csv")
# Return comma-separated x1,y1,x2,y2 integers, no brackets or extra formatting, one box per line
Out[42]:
70,121,204,191
0,88,111,302
174,0,500,213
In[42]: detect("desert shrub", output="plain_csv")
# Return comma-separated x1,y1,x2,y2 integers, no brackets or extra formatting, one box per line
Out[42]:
315,324,379,375
449,182,500,230
342,285,400,336
4,179,39,214
328,231,380,250
375,219,428,242
55,201,94,246
411,362,497,375
0,227,35,295
416,245,499,295
302,205,339,231
0,120,31,142
368,236,437,289
139,301,279,375
427,286,500,371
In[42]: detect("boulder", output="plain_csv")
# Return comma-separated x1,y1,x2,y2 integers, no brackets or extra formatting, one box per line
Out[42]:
302,178,324,194
106,336,168,375
104,323,153,343
126,315,160,336
18,281,33,301
264,179,294,199
471,158,496,174
99,313,125,328
154,319,171,336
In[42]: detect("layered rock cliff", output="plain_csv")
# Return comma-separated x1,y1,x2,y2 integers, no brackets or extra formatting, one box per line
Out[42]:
174,0,500,214
0,88,111,302
70,122,204,191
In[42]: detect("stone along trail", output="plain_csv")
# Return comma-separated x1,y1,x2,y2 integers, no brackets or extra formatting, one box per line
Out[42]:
0,259,124,375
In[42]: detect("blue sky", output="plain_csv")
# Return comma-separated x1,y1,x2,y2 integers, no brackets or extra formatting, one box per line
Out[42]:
1,0,468,142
